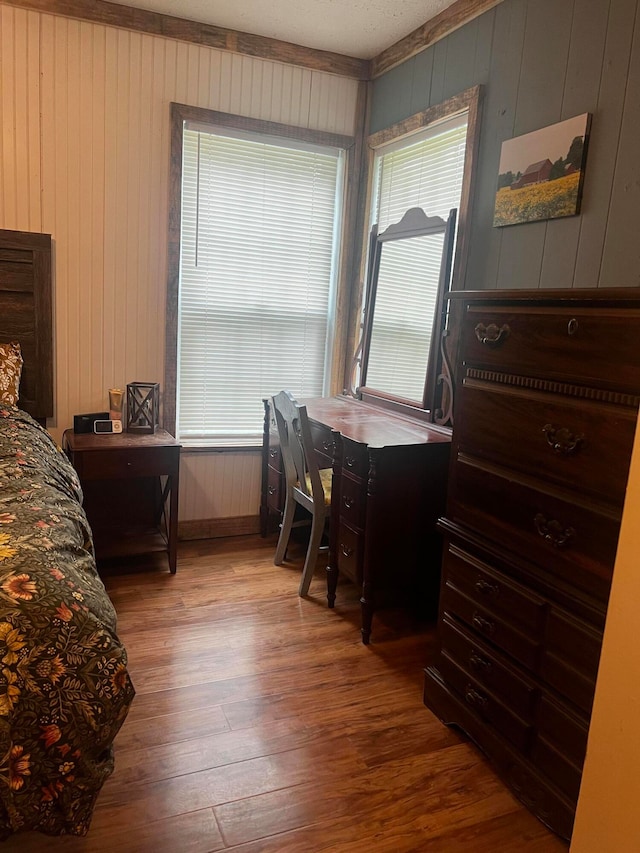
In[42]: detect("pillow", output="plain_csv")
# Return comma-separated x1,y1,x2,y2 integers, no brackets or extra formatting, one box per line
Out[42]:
0,342,23,406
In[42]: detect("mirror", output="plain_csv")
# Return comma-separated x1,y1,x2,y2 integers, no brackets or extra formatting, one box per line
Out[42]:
356,207,457,421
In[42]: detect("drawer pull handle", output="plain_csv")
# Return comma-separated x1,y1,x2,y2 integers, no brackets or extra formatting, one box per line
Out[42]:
465,686,488,710
542,424,585,455
269,448,278,458
322,439,333,452
534,513,575,548
268,486,276,496
343,496,354,509
568,318,579,336
469,651,493,675
344,455,356,468
475,579,499,597
472,612,495,636
340,544,353,558
474,322,510,347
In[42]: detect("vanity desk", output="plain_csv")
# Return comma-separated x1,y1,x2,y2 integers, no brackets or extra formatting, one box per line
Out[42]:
263,394,451,643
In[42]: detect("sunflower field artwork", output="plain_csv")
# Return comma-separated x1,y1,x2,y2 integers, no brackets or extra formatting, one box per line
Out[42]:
494,113,591,227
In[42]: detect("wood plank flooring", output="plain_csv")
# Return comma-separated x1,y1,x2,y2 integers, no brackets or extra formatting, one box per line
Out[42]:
6,535,568,852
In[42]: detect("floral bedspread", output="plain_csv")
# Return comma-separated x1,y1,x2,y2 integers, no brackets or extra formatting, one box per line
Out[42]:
0,406,135,837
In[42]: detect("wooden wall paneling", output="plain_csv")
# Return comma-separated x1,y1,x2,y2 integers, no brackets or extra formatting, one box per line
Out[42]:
102,23,118,403
429,38,448,106
89,23,106,405
462,1,522,290
369,62,414,136
595,1,640,289
408,48,435,116
441,18,480,103
573,0,636,289
495,0,575,291
538,0,611,290
472,7,495,83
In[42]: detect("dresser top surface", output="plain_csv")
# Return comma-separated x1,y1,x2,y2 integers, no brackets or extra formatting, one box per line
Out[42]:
302,396,451,449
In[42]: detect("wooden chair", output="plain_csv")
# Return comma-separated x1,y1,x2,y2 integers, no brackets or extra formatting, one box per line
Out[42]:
271,390,332,596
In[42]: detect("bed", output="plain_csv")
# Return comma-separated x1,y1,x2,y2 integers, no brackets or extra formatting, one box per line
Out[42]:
0,229,135,837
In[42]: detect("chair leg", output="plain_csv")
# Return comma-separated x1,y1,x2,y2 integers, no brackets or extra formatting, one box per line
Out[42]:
274,495,295,566
298,510,325,597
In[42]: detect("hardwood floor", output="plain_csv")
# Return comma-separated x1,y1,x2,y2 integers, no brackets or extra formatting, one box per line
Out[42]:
6,535,568,852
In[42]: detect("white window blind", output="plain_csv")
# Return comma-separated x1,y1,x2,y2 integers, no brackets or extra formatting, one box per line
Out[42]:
178,126,344,446
365,113,468,401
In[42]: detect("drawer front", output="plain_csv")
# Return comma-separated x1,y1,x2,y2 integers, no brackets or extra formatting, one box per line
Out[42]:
541,610,602,712
439,615,538,718
266,465,283,512
267,437,283,473
339,473,366,530
444,544,546,638
335,523,363,584
78,446,179,480
532,737,583,803
456,381,636,504
340,438,369,480
450,459,619,596
437,652,533,753
536,694,589,769
442,584,541,670
463,305,640,391
309,421,335,469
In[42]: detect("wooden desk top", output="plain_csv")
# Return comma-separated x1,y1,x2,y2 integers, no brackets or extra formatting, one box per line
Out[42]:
302,396,451,449
63,428,180,452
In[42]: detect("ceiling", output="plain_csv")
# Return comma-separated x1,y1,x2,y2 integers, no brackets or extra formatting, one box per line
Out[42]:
106,0,459,60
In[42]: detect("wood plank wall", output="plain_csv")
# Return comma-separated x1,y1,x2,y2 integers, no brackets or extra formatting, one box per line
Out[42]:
369,0,640,292
0,4,359,526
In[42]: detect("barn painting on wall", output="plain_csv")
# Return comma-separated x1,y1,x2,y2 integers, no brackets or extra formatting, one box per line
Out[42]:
493,113,591,227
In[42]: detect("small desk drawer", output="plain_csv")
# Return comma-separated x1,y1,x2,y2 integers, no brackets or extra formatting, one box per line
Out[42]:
336,523,363,585
309,421,335,469
339,474,366,530
77,446,179,480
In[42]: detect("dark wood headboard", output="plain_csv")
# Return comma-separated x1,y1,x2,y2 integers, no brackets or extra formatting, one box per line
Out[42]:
0,229,53,420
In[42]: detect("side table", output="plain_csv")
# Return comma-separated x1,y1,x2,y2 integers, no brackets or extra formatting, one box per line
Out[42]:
63,428,181,573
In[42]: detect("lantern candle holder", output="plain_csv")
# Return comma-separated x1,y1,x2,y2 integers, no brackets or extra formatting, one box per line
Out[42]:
126,382,159,434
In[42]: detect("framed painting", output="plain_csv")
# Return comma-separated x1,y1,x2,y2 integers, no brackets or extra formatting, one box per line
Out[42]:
493,113,591,227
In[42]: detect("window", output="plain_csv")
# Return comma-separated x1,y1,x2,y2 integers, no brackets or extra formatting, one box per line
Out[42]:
168,106,352,447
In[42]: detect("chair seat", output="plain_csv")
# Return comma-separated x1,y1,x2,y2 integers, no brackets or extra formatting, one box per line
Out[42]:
302,468,332,506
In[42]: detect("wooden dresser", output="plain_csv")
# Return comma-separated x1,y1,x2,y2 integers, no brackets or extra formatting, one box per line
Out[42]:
262,395,451,643
423,288,640,840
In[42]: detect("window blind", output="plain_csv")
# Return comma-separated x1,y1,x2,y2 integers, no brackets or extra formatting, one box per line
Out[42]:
178,127,344,446
366,113,468,401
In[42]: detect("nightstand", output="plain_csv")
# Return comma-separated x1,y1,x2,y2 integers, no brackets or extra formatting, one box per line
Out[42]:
63,428,181,573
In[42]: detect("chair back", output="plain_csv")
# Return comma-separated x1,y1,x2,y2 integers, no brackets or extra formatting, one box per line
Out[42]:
271,390,324,510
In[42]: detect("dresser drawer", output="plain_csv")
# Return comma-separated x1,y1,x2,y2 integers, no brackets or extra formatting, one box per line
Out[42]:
335,523,363,585
309,421,335,469
76,446,179,480
456,380,636,504
451,458,619,596
439,615,538,718
340,438,369,479
463,305,640,391
442,584,541,670
266,438,283,473
532,737,583,803
444,544,546,638
438,651,533,753
339,473,366,530
541,610,602,713
266,465,283,511
536,694,589,769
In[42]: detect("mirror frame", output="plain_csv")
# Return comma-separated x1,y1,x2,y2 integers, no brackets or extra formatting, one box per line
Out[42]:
356,206,457,423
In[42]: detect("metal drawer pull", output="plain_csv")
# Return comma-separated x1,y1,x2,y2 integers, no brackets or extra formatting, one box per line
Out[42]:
343,496,354,509
474,322,510,346
340,544,353,558
269,448,278,458
465,686,488,710
322,439,333,452
568,318,579,335
474,578,499,597
344,455,356,468
469,651,493,675
542,424,585,455
472,612,496,635
534,513,575,548
268,486,276,495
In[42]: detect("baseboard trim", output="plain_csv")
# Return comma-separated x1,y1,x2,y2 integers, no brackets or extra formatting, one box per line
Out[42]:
179,515,261,540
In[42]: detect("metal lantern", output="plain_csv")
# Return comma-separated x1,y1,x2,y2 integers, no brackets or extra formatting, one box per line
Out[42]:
126,382,159,434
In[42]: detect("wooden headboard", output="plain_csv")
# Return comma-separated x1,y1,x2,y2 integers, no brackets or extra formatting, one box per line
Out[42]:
0,229,53,420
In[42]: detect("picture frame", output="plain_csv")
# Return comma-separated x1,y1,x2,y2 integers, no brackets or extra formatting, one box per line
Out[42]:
493,113,591,227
